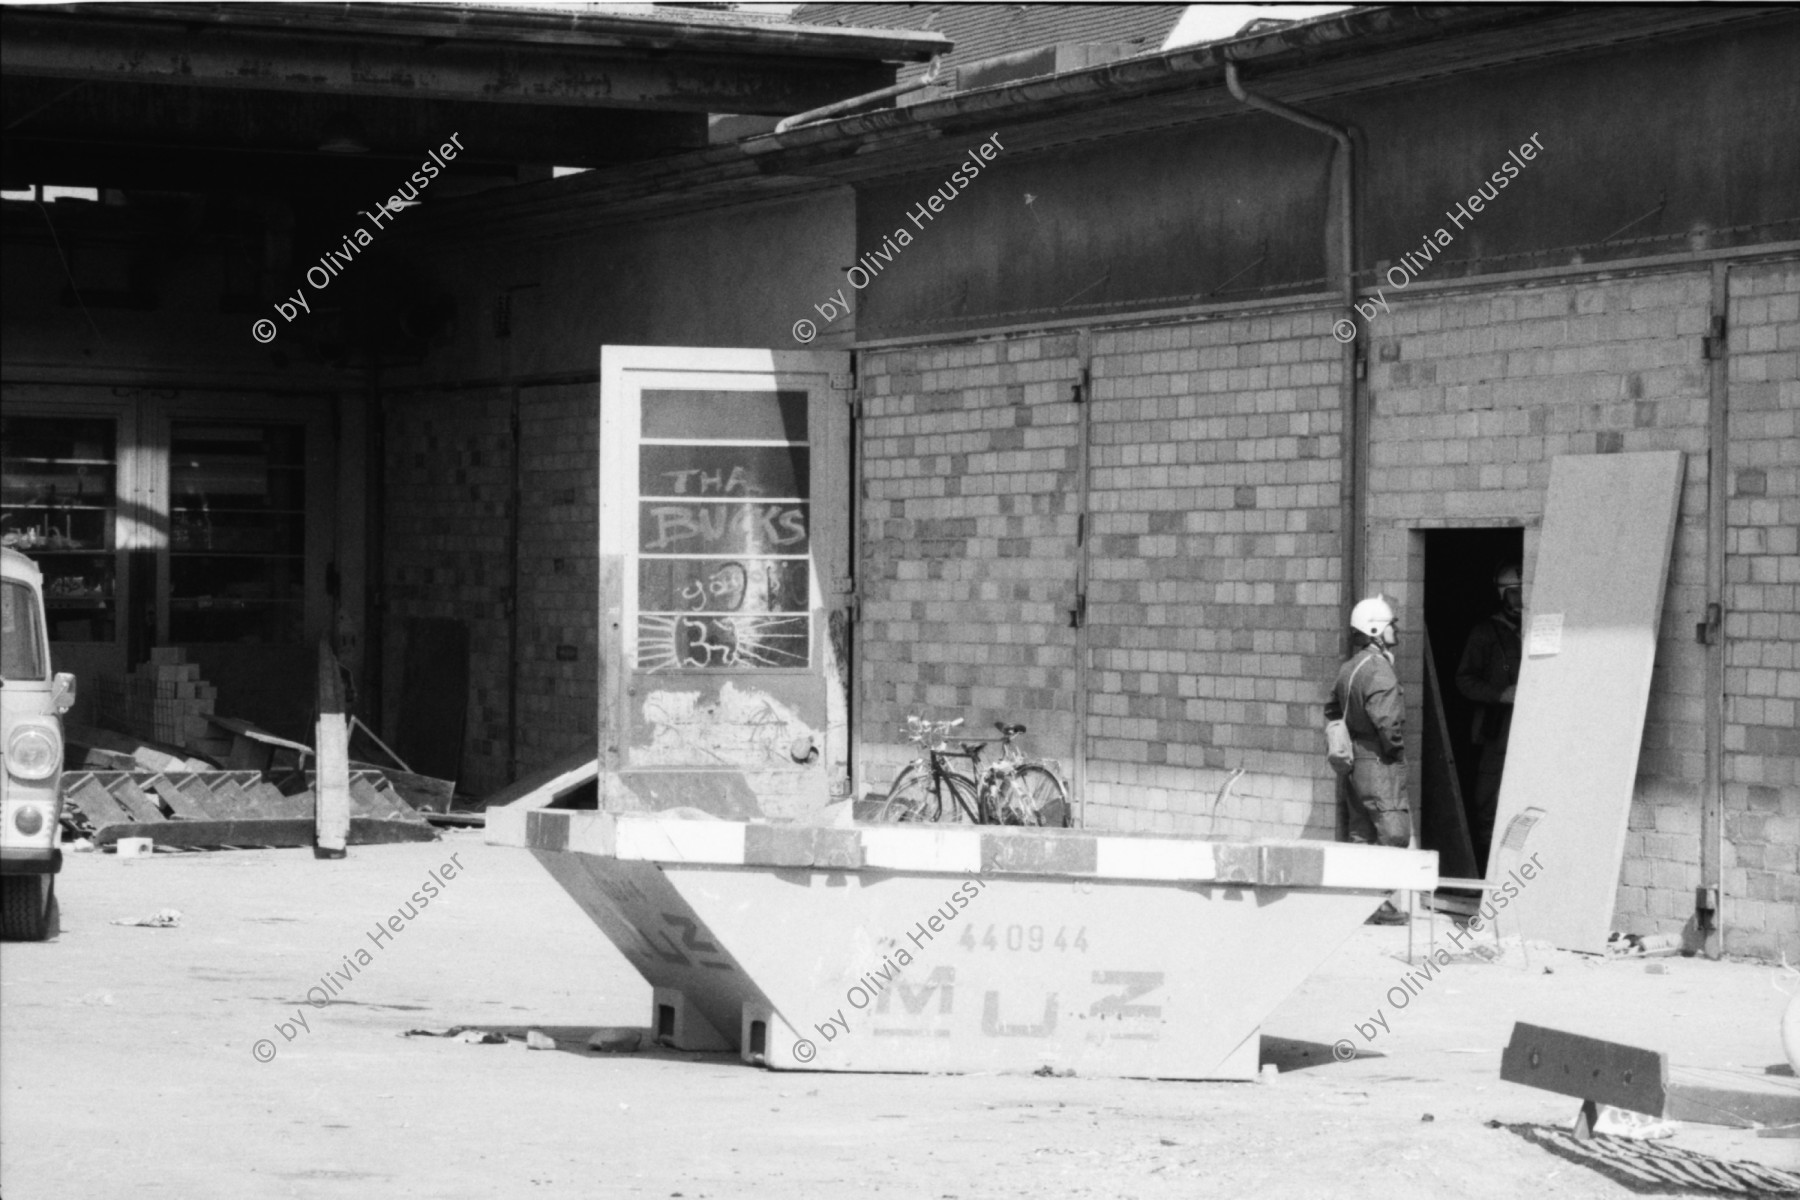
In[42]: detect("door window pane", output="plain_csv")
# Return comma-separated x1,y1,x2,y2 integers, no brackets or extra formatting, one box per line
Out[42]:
635,391,810,671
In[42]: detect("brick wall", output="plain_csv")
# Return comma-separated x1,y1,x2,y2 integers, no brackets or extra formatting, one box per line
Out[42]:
1082,313,1345,837
515,383,600,771
1723,260,1800,961
1364,270,1717,943
855,257,1797,958
857,336,1085,789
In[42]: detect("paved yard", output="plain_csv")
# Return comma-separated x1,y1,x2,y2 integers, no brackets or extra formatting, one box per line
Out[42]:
2,836,1793,1199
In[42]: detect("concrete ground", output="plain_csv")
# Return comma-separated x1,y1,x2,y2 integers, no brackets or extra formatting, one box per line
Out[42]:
2,835,1794,1200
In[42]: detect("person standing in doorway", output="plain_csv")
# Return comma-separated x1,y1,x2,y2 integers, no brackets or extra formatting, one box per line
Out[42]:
1326,595,1410,925
1457,564,1523,871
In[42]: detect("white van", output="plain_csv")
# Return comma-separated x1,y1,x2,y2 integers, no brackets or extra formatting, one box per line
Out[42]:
2,546,75,940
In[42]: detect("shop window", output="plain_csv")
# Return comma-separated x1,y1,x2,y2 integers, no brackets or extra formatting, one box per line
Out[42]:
0,415,119,643
168,421,306,644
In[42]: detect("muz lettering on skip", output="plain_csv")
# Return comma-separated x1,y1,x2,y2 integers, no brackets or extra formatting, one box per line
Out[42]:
982,992,1058,1037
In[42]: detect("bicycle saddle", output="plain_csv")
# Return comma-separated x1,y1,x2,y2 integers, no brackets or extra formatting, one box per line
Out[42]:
995,722,1026,736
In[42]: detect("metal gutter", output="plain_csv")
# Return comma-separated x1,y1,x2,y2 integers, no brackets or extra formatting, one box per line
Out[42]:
777,57,946,134
741,5,1533,157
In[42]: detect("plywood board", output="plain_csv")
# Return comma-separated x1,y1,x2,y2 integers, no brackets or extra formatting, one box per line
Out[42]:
1490,451,1685,952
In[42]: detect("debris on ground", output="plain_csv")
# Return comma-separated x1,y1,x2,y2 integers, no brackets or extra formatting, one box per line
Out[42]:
403,1027,509,1044
1507,1124,1800,1194
1590,1105,1677,1139
526,1030,556,1050
58,643,460,853
587,1028,643,1053
110,908,181,928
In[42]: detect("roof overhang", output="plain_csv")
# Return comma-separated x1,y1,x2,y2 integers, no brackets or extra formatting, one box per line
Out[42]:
408,2,1794,236
0,2,949,189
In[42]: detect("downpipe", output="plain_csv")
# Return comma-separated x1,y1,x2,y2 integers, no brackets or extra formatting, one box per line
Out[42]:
1224,61,1362,641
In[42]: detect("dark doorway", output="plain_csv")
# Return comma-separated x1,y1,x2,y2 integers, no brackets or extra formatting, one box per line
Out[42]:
1422,527,1524,879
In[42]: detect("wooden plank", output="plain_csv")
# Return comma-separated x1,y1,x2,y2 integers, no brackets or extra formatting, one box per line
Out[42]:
345,774,421,822
1666,1074,1800,1129
1419,630,1479,880
315,639,350,856
349,716,412,773
105,776,171,824
255,784,314,819
348,763,454,814
480,748,598,809
1500,1022,1669,1117
61,773,136,828
203,715,282,771
90,817,439,850
1490,452,1685,952
145,775,213,821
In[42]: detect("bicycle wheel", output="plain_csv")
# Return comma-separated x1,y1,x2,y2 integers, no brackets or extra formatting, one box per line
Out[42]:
937,771,980,823
873,764,939,823
1004,764,1071,827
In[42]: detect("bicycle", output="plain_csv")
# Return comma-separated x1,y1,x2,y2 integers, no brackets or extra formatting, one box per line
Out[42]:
979,722,1072,828
872,716,1070,827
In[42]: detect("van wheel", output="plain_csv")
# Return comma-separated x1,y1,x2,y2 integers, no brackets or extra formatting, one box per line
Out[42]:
1,875,56,941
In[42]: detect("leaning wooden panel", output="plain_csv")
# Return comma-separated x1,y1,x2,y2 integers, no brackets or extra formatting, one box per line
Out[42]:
1491,452,1685,953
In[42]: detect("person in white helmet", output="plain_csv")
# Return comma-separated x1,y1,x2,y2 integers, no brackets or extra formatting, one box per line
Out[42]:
1325,595,1410,924
1457,563,1523,871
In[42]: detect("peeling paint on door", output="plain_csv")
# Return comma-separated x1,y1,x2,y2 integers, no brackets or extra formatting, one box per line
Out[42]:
635,681,818,769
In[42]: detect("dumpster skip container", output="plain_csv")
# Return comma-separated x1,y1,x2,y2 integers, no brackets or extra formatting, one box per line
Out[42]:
487,808,1435,1079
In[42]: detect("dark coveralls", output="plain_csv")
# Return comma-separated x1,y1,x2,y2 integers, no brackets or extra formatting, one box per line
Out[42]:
1456,612,1521,865
1325,644,1410,847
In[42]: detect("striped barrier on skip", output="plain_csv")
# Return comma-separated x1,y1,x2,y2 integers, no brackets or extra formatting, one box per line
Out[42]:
487,808,1436,1079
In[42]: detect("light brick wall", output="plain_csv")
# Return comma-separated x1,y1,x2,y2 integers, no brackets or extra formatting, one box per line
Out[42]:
1365,270,1717,941
1723,260,1800,962
1082,313,1345,837
382,391,514,796
859,314,1347,837
856,258,1797,959
857,336,1085,791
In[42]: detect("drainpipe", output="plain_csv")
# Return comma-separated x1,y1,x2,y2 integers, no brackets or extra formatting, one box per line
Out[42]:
776,57,946,134
1224,61,1362,645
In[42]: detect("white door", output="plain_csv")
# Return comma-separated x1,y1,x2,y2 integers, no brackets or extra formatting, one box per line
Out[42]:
598,346,851,818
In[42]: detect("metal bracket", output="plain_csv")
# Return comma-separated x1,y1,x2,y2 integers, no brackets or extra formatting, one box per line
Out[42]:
1702,315,1727,360
1068,592,1087,629
1071,366,1090,405
1695,601,1721,645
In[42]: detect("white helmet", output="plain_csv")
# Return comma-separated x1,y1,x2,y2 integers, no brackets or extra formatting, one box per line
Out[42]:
1349,595,1397,641
1494,565,1522,592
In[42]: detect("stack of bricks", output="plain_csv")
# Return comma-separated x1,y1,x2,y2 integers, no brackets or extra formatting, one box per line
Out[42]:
123,648,218,748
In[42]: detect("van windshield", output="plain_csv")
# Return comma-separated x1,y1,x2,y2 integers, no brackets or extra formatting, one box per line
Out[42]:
2,579,48,681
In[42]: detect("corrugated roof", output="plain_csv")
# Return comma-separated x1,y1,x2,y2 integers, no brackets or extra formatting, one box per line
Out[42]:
793,3,1187,101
